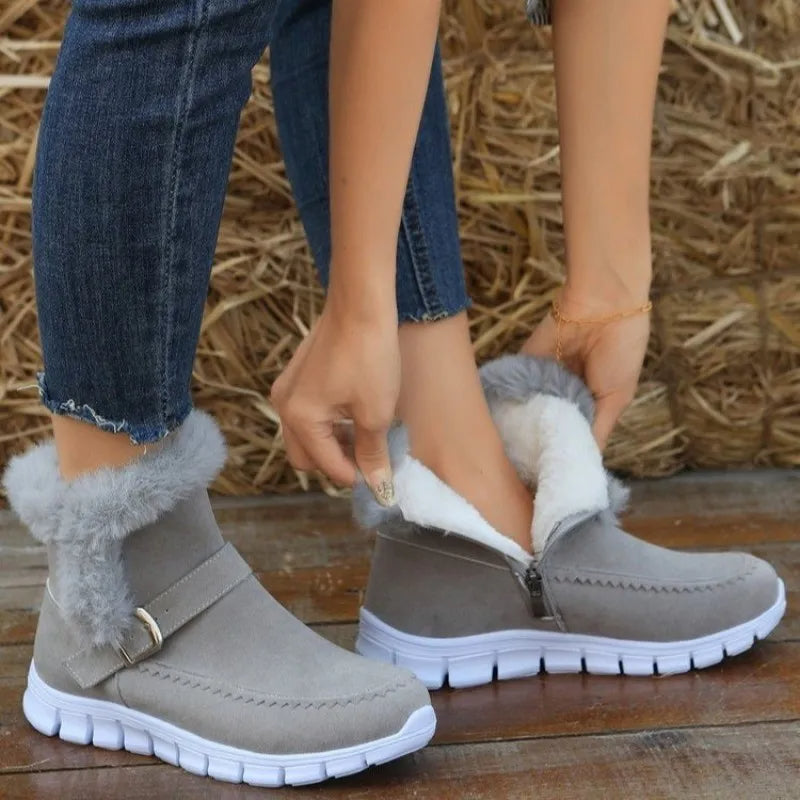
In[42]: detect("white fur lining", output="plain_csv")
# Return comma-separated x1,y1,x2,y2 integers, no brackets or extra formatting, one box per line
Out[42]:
392,455,532,564
389,394,609,559
490,395,609,554
354,356,621,560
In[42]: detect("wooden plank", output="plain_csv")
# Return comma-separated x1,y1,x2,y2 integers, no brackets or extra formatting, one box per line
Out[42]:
0,561,371,644
0,610,34,648
0,644,31,677
625,470,800,519
2,640,799,773
2,541,798,644
624,470,800,546
431,641,800,745
1,720,798,799
0,500,372,574
624,513,800,548
1,468,798,556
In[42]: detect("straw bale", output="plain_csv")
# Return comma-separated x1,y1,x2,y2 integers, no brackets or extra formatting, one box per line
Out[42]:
1,0,797,496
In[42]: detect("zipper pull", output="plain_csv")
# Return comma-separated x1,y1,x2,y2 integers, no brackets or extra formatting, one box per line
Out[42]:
524,562,543,599
506,556,549,618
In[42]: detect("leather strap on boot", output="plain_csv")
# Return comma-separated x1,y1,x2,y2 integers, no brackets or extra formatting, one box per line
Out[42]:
64,543,252,689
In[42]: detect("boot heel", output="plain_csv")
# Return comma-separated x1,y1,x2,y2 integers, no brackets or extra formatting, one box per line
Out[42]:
22,668,61,738
23,662,129,748
356,617,450,690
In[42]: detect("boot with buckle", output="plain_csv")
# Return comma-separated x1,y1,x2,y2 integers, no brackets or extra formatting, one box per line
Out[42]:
4,411,434,786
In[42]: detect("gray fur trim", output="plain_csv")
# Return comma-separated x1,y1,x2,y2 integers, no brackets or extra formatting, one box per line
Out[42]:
526,0,552,25
479,355,595,422
607,473,631,514
480,356,629,518
2,410,226,648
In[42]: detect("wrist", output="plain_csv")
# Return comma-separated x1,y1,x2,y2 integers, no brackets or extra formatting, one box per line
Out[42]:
562,261,652,317
326,274,397,327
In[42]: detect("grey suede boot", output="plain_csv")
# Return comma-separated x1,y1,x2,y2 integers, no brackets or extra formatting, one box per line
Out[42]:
4,412,434,786
353,356,786,689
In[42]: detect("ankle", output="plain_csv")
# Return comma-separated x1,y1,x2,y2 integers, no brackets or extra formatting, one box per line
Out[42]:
53,414,148,480
410,438,533,553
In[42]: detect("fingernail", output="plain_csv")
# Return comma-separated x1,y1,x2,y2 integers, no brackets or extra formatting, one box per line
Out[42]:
370,471,396,507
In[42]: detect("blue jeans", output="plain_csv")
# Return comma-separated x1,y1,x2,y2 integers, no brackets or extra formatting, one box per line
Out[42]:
32,0,469,444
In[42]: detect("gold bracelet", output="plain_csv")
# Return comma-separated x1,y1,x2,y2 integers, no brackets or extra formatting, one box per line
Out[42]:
550,297,653,362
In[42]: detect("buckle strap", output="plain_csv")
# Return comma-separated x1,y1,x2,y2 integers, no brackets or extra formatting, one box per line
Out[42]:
65,543,252,689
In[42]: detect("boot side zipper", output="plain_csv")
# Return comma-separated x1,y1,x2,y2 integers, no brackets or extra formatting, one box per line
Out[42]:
506,556,549,618
507,510,603,620
524,561,543,599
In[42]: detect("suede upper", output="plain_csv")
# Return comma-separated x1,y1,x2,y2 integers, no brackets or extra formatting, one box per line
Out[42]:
364,517,781,643
33,491,432,754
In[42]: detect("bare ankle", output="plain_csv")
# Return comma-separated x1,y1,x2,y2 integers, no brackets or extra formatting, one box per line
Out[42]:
396,312,532,552
411,439,533,553
53,415,147,480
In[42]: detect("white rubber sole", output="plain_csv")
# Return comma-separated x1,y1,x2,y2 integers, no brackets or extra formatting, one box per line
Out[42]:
356,580,787,689
22,663,436,786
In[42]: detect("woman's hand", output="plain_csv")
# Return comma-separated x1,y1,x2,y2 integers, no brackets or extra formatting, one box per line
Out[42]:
270,292,400,504
522,289,650,450
273,0,440,503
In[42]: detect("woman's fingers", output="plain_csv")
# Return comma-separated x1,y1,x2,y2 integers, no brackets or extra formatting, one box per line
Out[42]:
270,303,401,492
289,412,357,487
273,379,355,485
280,423,315,472
353,422,394,506
281,408,392,495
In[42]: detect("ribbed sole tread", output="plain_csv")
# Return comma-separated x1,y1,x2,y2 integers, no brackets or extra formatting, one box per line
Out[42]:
23,664,436,787
356,581,786,689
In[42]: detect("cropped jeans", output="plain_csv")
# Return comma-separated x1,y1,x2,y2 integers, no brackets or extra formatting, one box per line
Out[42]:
33,0,550,444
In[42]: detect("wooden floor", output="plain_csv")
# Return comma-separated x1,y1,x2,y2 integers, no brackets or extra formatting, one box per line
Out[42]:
1,471,798,799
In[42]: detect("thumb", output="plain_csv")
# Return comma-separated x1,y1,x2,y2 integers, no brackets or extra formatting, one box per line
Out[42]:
354,424,395,508
592,391,628,452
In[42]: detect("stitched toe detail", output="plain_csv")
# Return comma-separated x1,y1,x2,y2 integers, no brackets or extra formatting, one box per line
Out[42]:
117,659,430,754
549,556,761,594
543,522,783,642
136,662,420,711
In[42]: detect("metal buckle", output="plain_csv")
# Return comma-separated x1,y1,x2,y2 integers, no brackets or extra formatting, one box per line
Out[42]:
117,607,163,666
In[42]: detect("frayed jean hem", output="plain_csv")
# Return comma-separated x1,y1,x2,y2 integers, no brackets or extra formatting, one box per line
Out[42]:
398,298,472,324
36,373,192,445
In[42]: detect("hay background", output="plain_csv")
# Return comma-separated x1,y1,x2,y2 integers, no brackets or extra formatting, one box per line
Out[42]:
1,0,798,496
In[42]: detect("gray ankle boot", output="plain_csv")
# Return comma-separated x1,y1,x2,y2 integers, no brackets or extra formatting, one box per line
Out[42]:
4,412,434,786
352,355,785,689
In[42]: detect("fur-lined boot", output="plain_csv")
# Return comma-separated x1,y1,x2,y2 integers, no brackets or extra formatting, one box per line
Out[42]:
4,412,434,786
353,355,785,689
